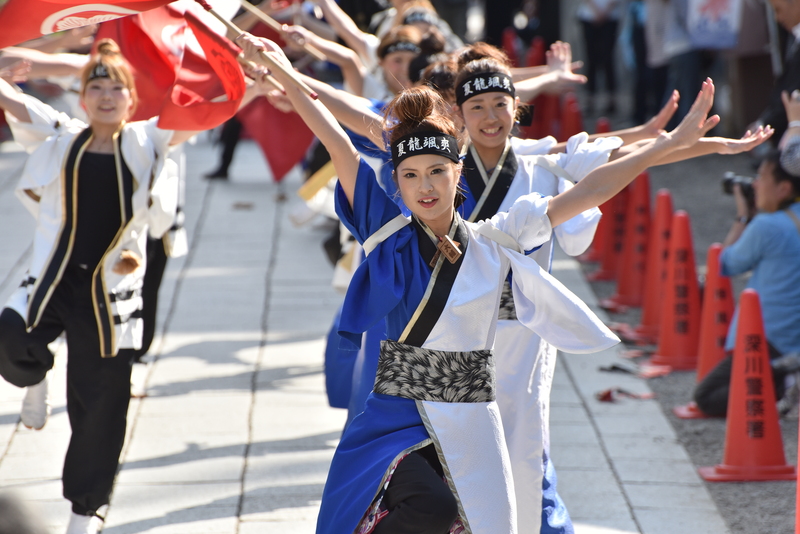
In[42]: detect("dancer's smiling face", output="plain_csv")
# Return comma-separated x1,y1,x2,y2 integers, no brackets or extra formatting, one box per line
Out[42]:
457,92,517,152
396,153,462,234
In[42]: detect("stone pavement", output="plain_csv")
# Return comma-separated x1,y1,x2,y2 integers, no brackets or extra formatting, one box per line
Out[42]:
0,135,730,534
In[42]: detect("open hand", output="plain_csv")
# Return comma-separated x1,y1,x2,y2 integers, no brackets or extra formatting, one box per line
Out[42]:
0,58,30,83
546,41,587,87
712,125,774,155
639,90,678,138
660,78,718,151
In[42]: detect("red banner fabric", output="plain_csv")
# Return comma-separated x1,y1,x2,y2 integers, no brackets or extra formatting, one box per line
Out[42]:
93,9,182,121
0,0,174,49
157,8,244,130
237,98,316,183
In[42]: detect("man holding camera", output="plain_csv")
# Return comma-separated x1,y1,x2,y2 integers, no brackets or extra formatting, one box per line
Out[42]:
693,110,800,416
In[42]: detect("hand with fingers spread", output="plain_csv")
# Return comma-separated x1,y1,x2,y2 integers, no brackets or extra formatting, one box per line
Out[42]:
545,41,587,87
0,58,30,83
639,90,679,138
711,125,774,155
657,78,719,151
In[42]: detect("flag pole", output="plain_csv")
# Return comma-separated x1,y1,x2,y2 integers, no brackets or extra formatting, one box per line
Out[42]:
194,0,318,100
237,56,286,93
239,1,327,62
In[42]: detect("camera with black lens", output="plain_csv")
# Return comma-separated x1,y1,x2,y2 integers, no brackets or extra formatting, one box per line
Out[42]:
722,172,755,205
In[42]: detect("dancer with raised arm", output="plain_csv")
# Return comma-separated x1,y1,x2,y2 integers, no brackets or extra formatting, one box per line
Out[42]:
237,33,767,534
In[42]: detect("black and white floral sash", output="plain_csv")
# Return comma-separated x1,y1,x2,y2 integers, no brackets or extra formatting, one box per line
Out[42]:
375,340,495,403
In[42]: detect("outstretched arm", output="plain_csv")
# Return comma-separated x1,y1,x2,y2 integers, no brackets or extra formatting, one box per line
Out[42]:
0,75,32,123
283,24,367,96
548,79,719,227
310,0,372,61
237,33,361,205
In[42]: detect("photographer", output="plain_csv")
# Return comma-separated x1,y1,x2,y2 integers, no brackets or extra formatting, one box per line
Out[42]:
694,99,800,415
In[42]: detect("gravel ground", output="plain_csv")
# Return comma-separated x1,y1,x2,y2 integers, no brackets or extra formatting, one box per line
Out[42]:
580,152,798,534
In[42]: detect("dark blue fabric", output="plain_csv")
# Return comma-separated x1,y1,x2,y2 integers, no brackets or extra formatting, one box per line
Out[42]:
541,450,574,534
346,318,386,427
324,306,356,409
316,393,429,534
334,159,431,350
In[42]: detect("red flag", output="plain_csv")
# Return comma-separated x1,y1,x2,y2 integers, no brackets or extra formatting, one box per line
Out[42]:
94,8,183,121
157,8,245,130
237,98,316,182
0,0,174,49
94,2,244,129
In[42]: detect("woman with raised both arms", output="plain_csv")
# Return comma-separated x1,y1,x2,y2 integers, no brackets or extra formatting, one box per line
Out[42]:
237,32,768,534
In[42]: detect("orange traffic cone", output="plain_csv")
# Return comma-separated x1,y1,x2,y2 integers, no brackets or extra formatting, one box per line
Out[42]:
559,92,583,142
601,172,651,312
673,243,735,419
699,290,796,481
613,189,673,345
501,27,520,67
578,118,613,263
524,36,545,67
648,211,701,370
588,185,629,281
539,93,561,139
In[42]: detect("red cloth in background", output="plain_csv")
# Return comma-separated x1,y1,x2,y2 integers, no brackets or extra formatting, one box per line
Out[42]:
237,98,315,183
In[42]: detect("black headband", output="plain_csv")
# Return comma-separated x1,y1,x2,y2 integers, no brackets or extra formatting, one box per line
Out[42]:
87,63,110,81
403,10,438,26
456,72,515,106
383,41,421,56
391,131,459,168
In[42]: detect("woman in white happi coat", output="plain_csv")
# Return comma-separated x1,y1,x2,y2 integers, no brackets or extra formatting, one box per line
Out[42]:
451,45,777,532
454,54,621,534
0,40,199,534
236,33,752,534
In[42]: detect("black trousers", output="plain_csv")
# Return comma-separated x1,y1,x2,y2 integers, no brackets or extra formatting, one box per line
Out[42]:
132,236,169,362
215,116,243,174
580,19,619,95
0,265,134,516
375,445,458,534
694,343,785,417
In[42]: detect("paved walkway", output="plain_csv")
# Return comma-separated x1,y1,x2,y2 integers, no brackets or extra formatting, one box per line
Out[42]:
0,135,730,533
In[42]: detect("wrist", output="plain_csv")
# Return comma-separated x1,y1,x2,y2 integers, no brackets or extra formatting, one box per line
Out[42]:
788,120,800,129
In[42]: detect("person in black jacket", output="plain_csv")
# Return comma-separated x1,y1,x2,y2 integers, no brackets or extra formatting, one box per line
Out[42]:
756,0,800,144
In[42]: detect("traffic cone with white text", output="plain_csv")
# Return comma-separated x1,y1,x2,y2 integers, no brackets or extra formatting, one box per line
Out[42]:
673,243,734,418
699,290,796,481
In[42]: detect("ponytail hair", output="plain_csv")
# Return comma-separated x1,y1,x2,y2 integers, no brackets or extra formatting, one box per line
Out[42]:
81,39,138,117
384,86,459,145
384,87,465,207
454,42,511,72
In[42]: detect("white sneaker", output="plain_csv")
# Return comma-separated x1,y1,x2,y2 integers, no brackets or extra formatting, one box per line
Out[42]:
65,512,103,534
21,374,50,430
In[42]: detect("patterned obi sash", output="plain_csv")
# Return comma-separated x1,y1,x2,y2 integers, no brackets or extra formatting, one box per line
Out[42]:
375,340,496,403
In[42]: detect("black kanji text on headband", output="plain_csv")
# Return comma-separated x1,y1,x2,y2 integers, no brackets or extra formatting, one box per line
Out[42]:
87,63,111,82
456,72,515,106
391,131,460,168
